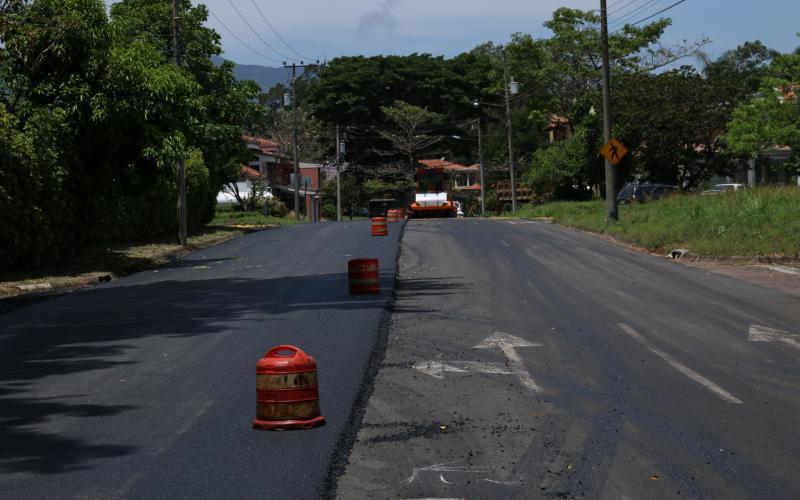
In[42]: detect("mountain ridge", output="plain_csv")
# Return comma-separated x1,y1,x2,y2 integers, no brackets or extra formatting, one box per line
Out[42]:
211,55,289,92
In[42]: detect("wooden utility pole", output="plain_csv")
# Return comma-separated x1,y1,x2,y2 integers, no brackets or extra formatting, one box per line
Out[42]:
502,49,517,213
600,0,618,221
283,61,319,220
290,63,300,220
476,117,486,217
172,0,188,246
336,125,342,221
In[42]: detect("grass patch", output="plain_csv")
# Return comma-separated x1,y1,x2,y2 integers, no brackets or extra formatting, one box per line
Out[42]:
211,204,302,227
516,186,800,257
0,207,299,296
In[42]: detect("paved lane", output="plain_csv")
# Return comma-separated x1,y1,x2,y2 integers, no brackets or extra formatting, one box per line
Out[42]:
336,218,800,499
0,221,402,499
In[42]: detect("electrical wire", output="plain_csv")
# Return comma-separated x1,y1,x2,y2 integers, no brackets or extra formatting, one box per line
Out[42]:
226,0,297,62
207,8,283,64
607,0,644,21
612,0,690,33
609,0,665,29
249,0,310,62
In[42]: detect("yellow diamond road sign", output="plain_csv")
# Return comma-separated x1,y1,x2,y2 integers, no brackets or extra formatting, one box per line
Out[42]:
601,138,628,165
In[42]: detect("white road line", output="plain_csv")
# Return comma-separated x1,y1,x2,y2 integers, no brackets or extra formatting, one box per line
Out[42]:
500,239,511,248
618,323,743,404
754,264,800,276
749,324,800,351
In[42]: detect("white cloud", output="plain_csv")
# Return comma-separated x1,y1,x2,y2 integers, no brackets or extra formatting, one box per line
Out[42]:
357,0,401,34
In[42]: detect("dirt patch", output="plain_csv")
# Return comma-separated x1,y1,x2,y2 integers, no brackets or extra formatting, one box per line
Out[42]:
679,260,800,298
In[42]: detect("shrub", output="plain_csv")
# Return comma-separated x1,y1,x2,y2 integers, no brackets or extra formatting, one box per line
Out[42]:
262,197,289,217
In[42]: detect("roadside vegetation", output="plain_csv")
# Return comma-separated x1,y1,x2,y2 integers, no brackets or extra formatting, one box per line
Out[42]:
518,187,800,257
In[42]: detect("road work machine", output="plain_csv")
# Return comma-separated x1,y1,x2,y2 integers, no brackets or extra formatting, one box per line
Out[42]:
408,166,457,218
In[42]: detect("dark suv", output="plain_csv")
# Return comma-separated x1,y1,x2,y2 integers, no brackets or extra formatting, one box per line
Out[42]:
617,183,679,204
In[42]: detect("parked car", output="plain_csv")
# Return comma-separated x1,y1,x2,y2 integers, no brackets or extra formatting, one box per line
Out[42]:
617,183,679,204
703,183,748,195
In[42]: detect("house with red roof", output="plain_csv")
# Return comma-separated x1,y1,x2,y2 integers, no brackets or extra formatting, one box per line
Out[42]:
217,135,326,220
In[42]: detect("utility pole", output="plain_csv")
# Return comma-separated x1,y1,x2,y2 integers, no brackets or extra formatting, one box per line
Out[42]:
284,60,319,221
172,0,187,246
336,125,342,221
290,63,300,220
476,118,486,217
502,49,517,213
600,0,618,221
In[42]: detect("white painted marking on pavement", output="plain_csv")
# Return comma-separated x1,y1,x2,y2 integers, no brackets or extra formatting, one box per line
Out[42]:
406,461,490,483
754,264,800,276
500,239,511,248
439,474,456,484
474,332,543,393
618,323,743,404
412,360,515,378
412,360,466,379
749,324,800,351
473,331,541,349
412,332,543,392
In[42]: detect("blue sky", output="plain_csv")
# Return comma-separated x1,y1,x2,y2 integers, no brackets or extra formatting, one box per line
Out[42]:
167,0,800,66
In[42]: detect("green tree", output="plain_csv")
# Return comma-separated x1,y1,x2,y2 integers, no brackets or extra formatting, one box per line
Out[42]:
377,100,443,170
726,50,800,161
0,0,262,268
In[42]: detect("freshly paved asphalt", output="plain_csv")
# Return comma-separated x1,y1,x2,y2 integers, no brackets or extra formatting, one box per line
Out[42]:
0,221,402,499
336,219,800,499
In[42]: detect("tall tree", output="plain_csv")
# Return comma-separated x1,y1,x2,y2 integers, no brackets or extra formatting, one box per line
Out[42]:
377,100,443,170
726,50,800,161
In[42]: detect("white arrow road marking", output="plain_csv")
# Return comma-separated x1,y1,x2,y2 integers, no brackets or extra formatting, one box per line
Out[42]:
405,461,522,487
406,461,491,483
749,324,800,351
412,332,543,392
472,331,541,349
474,332,543,394
412,360,515,379
618,324,742,404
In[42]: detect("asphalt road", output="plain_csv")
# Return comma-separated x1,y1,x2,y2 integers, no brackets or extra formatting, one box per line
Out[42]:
336,219,800,499
0,220,402,500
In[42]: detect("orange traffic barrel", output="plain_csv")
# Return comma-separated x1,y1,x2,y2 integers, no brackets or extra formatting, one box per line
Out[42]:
396,208,406,219
253,345,325,431
386,209,400,223
371,217,388,236
348,258,380,295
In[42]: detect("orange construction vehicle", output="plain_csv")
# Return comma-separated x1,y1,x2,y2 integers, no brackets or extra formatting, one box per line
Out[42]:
408,166,457,218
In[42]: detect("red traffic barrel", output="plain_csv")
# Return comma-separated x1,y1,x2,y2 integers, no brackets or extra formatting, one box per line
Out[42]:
348,258,380,295
253,345,325,431
371,217,388,236
386,209,400,223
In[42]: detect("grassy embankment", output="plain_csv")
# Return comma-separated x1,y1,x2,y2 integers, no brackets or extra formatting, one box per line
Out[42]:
516,186,800,257
0,206,299,295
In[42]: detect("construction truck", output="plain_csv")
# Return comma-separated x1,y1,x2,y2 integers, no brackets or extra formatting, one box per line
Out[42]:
408,166,457,218
495,180,532,212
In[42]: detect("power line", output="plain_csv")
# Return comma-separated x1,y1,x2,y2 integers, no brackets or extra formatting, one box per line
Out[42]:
612,0,689,33
609,0,665,29
207,8,283,64
226,0,297,62
607,0,644,20
249,0,310,62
